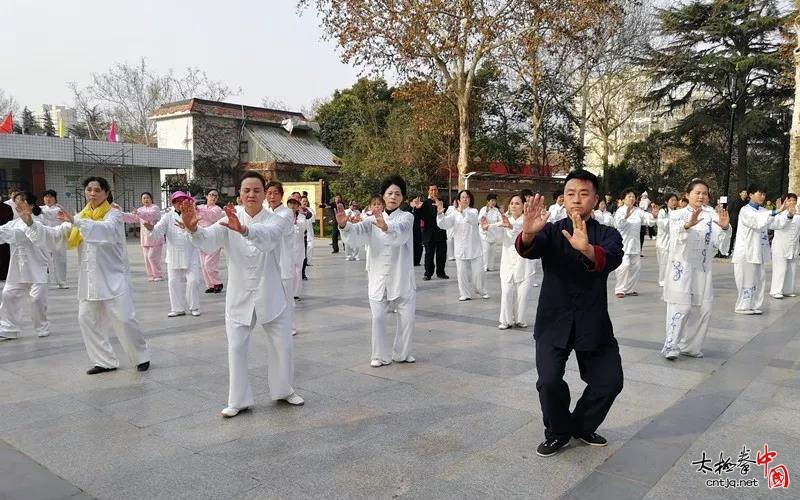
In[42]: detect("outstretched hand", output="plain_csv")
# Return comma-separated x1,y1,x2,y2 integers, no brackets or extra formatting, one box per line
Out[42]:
178,200,199,233
219,203,244,234
372,211,388,232
521,194,549,238
716,207,730,229
18,203,34,226
685,206,702,229
334,203,349,227
57,209,73,224
562,212,591,253
499,212,511,229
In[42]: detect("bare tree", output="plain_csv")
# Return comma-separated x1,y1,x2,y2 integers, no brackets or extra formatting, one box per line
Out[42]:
0,89,20,117
71,57,239,146
299,0,615,188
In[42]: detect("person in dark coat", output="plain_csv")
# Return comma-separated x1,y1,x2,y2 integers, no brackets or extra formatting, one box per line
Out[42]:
727,189,749,253
412,185,449,280
0,196,12,280
401,198,423,266
321,195,343,253
515,169,624,458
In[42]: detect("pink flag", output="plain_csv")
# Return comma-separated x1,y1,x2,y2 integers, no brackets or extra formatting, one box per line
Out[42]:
107,120,118,142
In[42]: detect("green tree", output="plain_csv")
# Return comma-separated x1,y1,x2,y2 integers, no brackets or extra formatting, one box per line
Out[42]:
642,0,791,197
22,106,41,135
42,108,55,136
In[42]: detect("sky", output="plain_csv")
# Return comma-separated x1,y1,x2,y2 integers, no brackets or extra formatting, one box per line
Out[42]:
1,0,364,114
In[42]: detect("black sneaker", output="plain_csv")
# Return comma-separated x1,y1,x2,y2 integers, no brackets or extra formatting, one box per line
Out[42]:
437,274,450,279
536,436,570,457
86,365,117,375
205,287,216,293
577,432,607,447
422,275,432,281
137,361,150,372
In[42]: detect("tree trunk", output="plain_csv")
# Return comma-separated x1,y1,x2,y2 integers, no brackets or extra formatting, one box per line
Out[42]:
789,38,800,194
457,96,470,191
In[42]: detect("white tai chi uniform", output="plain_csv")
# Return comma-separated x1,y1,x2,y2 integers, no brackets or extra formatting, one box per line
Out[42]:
149,211,201,315
0,218,56,338
769,211,800,297
304,207,315,265
340,209,416,364
478,205,501,271
28,209,150,368
655,208,671,287
188,206,295,408
613,206,654,295
547,203,567,223
492,216,535,327
593,209,615,228
437,206,487,299
268,204,299,333
661,206,731,357
344,208,362,260
39,204,68,287
731,203,776,312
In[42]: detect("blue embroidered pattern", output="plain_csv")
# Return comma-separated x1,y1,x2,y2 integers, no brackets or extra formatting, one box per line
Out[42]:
662,311,684,353
672,261,684,281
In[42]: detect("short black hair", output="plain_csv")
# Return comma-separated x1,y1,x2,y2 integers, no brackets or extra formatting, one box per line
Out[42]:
746,183,767,195
486,193,497,201
43,189,57,200
238,170,267,190
663,193,678,203
520,188,534,200
381,175,407,198
266,181,284,195
786,193,797,201
14,192,42,216
621,186,636,198
83,176,113,203
564,169,599,194
140,191,153,200
686,179,709,195
457,189,475,207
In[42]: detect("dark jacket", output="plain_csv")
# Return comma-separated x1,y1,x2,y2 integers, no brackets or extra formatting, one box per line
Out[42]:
413,198,447,243
515,217,623,351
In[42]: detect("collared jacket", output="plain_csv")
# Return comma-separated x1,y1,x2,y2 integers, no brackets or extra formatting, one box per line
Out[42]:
1,217,55,284
663,206,731,306
614,206,654,255
731,204,776,265
149,211,198,270
188,206,290,325
436,206,482,260
412,198,448,243
771,212,800,260
491,216,535,284
478,206,502,243
268,204,298,280
515,217,623,350
340,209,415,302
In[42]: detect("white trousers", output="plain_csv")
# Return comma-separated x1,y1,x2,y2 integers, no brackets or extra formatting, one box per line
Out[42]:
455,257,486,299
368,292,415,363
656,248,669,287
306,237,314,264
734,262,765,311
48,246,67,286
662,301,712,356
447,237,455,260
499,278,534,326
0,283,49,337
770,255,796,296
281,277,296,330
226,308,294,408
167,265,201,313
346,244,360,260
615,254,641,294
481,241,499,271
77,294,150,368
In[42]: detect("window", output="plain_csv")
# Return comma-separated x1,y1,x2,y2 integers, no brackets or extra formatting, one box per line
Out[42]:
239,141,249,154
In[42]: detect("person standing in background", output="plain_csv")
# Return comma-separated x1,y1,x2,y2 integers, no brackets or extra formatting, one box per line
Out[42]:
413,185,449,280
479,193,502,271
197,190,225,293
40,190,70,288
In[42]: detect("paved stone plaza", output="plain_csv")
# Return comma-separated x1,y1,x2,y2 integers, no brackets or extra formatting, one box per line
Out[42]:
1,237,798,500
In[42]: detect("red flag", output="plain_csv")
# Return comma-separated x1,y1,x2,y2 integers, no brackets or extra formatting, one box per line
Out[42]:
0,113,12,134
107,120,118,142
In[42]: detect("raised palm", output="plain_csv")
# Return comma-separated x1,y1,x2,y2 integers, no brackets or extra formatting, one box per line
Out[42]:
179,200,199,232
219,203,243,233
522,194,549,235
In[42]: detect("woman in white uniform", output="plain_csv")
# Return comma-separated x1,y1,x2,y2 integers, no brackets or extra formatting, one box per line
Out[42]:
436,189,488,301
661,179,730,359
490,194,535,329
29,176,151,374
338,176,416,367
592,200,615,227
0,193,56,339
613,187,656,298
181,171,303,417
39,189,69,288
478,193,501,271
145,191,202,317
655,194,679,287
769,193,800,299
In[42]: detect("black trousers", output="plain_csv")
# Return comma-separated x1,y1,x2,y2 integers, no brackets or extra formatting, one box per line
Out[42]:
423,240,448,277
413,237,423,266
331,224,340,253
535,332,623,440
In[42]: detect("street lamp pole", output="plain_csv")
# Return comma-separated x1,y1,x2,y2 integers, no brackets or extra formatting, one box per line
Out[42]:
724,102,737,198
781,129,790,195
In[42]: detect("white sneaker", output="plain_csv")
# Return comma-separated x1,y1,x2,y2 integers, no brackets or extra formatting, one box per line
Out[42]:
786,293,797,297
458,296,470,301
533,283,539,287
221,406,249,418
481,293,490,299
370,359,392,367
498,323,510,330
167,311,186,317
664,350,679,360
281,392,304,406
515,322,528,328
681,351,704,358
153,277,164,282
753,309,763,315
37,331,50,338
190,309,201,317
658,282,664,287
771,293,784,299
734,309,755,315
57,283,69,289
393,355,415,363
